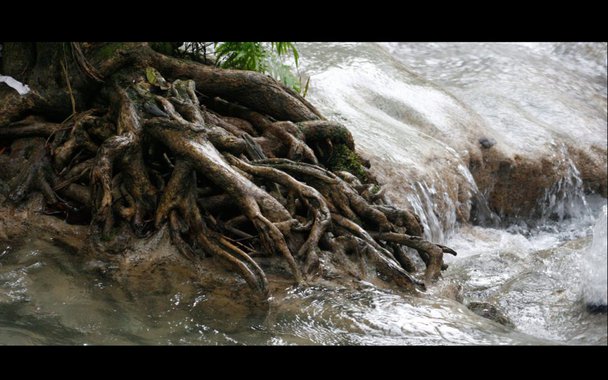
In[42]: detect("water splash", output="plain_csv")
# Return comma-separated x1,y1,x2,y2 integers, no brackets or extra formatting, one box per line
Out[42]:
582,204,608,309
404,180,457,243
298,43,606,241
536,144,592,225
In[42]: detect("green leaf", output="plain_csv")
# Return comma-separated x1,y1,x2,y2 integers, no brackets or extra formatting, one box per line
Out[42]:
213,41,303,93
291,44,299,67
145,67,157,85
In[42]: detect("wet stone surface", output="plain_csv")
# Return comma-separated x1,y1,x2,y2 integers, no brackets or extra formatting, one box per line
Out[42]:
467,301,515,328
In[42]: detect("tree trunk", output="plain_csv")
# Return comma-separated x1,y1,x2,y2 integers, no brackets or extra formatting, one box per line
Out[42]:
0,42,456,301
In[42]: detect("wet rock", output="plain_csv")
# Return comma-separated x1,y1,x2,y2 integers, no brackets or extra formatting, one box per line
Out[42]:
437,282,464,303
478,137,496,149
467,301,515,328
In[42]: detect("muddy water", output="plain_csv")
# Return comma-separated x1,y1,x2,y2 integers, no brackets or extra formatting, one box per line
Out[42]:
0,43,606,345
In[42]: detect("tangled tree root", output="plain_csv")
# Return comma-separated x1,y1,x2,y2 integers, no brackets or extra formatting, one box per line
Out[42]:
0,42,456,301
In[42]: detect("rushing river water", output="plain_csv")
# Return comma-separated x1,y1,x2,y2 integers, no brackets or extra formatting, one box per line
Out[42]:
1,43,606,345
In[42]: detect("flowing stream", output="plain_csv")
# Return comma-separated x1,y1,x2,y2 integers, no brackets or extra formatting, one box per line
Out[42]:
0,42,606,345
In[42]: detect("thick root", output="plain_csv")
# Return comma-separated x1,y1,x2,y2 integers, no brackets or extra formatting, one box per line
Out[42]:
370,232,457,283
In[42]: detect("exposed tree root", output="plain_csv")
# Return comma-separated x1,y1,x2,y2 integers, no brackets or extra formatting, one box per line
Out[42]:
0,42,457,301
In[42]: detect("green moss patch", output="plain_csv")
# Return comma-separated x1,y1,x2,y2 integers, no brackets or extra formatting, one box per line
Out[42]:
327,144,368,183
